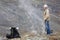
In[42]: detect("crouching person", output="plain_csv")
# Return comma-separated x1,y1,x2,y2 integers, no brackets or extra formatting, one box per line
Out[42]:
6,27,21,39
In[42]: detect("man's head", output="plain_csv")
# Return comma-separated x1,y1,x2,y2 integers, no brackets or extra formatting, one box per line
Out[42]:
43,4,48,9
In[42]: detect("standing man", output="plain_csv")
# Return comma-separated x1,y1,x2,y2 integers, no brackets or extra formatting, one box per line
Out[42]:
43,4,51,34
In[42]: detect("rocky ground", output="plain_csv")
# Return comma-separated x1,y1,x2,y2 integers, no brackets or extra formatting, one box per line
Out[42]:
0,0,60,40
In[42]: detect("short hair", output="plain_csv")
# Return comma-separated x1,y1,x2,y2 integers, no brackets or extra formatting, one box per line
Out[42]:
44,4,48,8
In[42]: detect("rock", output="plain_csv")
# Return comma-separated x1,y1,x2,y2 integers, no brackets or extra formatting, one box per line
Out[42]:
0,0,17,3
8,38,20,40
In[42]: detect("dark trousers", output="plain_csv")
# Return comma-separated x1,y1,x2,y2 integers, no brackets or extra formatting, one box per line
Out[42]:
45,20,51,34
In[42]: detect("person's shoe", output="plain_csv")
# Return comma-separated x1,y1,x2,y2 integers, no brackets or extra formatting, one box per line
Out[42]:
51,30,53,33
6,34,13,39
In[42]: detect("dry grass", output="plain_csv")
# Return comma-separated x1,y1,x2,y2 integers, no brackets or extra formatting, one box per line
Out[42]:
49,32,60,40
